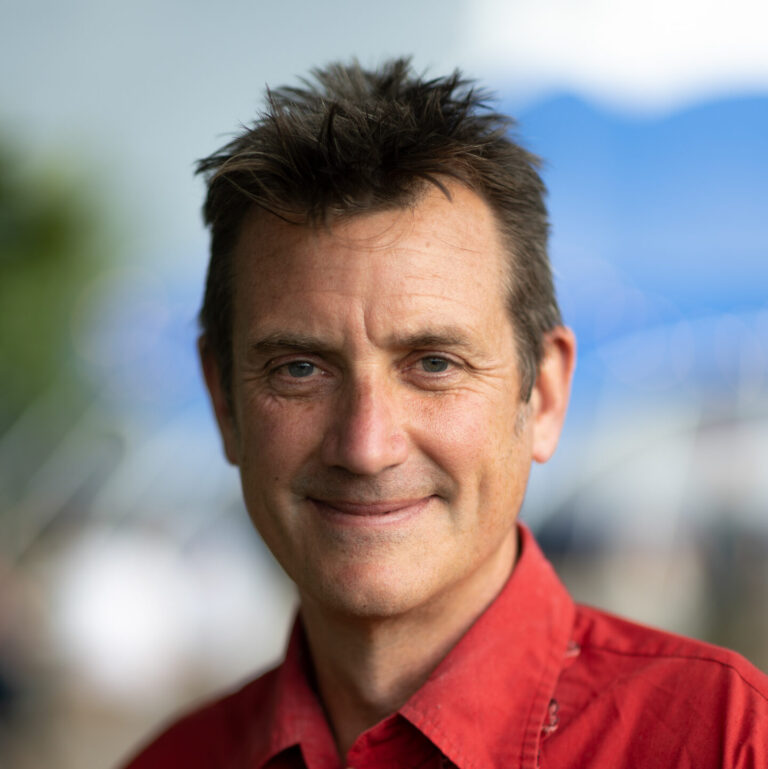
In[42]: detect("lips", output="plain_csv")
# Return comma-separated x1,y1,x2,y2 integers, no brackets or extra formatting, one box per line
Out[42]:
309,497,431,516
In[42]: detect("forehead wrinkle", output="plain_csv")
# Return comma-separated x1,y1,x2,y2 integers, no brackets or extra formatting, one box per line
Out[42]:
376,286,506,316
427,225,490,256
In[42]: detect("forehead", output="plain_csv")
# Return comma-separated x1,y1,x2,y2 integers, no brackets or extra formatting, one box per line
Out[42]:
231,183,513,341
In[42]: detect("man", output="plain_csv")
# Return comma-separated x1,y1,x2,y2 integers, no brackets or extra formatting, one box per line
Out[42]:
122,59,768,768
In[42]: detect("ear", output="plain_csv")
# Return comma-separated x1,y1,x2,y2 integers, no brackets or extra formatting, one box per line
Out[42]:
529,326,576,464
198,336,240,466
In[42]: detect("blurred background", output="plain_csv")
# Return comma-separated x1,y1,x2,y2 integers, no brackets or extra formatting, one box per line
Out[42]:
1,1,767,766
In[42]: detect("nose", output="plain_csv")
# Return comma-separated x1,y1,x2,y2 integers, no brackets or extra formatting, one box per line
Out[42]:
320,374,409,476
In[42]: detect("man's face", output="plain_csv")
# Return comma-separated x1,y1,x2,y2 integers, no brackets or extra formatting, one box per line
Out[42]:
203,183,570,619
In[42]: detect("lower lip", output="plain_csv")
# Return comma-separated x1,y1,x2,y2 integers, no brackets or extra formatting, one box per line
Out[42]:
308,497,434,527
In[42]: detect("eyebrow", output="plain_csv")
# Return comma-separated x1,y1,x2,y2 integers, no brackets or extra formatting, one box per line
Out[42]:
248,333,333,357
387,327,476,352
247,326,477,358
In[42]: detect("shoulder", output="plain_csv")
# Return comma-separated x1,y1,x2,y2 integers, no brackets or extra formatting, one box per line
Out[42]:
545,604,768,768
573,603,768,698
118,668,280,769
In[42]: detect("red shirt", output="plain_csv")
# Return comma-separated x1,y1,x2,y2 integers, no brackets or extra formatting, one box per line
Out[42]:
122,526,768,768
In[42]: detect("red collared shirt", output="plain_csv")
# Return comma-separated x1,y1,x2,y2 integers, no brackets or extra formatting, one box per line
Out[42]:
122,526,768,768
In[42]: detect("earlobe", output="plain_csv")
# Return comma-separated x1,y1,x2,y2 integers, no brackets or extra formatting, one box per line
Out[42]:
198,336,240,466
530,326,576,464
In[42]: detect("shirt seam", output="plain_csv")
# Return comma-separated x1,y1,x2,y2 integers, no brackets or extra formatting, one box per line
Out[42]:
579,643,768,702
519,651,559,769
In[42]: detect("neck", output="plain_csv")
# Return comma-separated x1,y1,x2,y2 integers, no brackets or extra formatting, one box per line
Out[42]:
299,532,517,759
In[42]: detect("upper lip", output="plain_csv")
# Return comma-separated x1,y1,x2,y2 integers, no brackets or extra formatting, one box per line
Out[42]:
309,498,430,516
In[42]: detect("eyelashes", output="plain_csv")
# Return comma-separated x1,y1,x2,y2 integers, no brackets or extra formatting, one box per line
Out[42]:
265,354,462,395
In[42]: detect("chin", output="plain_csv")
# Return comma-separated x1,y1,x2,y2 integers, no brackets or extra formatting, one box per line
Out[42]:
301,561,432,620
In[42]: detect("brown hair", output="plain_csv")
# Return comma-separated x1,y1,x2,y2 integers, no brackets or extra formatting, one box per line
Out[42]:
196,57,562,401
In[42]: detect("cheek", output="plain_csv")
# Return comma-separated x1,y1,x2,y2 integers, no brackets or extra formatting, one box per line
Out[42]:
417,391,516,473
417,392,530,511
238,396,325,479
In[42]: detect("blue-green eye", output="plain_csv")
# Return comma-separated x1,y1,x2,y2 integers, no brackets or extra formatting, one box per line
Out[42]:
286,361,316,378
421,356,450,373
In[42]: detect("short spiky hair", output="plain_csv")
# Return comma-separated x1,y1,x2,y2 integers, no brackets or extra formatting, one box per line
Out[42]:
196,57,561,401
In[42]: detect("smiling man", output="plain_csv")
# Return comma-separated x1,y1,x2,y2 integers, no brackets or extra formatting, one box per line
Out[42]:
122,59,768,768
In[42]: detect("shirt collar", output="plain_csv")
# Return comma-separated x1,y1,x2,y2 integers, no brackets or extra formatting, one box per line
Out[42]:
400,524,575,769
248,622,339,769
250,524,575,769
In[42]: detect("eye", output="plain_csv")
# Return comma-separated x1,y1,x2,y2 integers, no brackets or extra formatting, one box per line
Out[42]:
420,356,451,373
285,360,316,378
266,357,332,396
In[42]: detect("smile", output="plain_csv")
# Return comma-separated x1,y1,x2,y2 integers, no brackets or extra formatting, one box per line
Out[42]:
308,496,434,522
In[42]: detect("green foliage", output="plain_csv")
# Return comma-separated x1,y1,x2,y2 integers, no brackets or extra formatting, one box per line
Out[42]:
0,143,103,427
